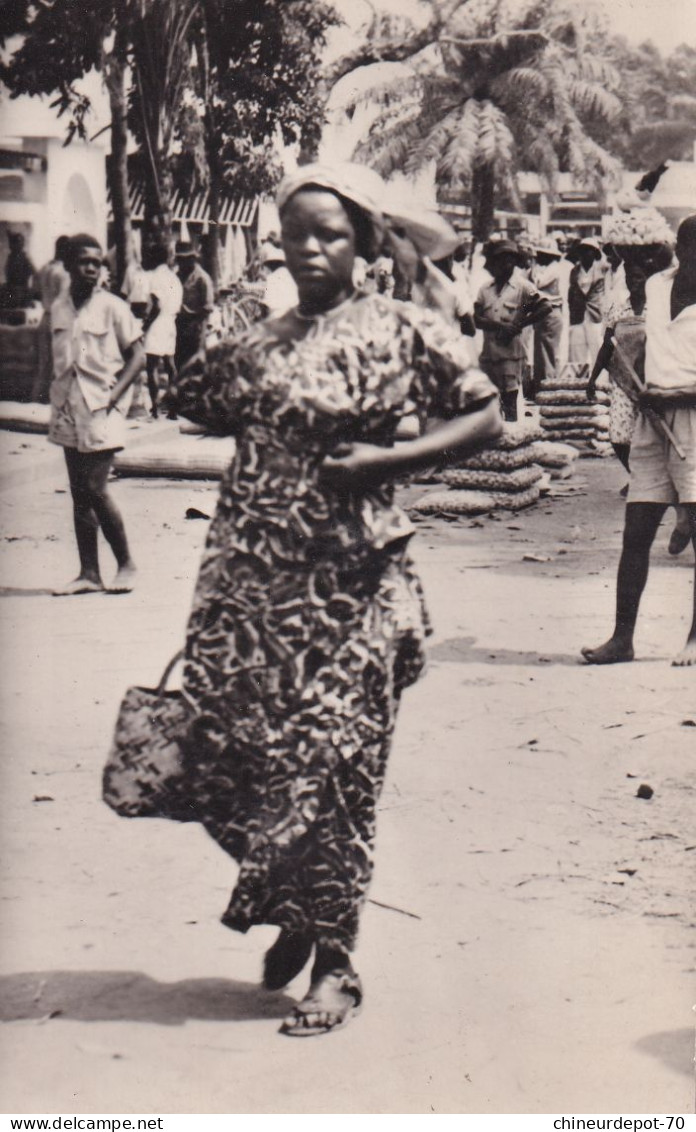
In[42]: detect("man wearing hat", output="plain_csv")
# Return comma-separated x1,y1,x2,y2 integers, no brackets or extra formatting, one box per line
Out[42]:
175,241,214,370
474,240,554,420
530,236,565,392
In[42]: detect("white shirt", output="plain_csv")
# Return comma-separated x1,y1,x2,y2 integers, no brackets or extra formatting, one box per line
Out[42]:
51,287,141,411
263,266,298,317
645,267,696,390
122,262,150,306
144,264,183,356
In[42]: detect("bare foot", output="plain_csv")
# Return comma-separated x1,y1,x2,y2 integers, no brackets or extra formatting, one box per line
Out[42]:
109,564,137,594
53,577,104,597
280,970,362,1037
672,639,696,667
581,639,634,665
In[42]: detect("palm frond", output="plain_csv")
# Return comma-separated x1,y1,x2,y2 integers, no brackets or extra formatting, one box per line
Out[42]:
568,79,621,121
491,65,548,107
352,105,425,175
476,99,515,168
436,98,481,181
573,53,621,89
405,103,467,174
336,71,424,117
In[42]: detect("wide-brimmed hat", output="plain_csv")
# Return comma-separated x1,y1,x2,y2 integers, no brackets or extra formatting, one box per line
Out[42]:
175,241,197,258
534,236,562,259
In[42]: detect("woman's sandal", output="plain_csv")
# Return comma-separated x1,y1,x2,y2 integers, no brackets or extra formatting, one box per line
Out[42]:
263,931,314,991
279,970,363,1037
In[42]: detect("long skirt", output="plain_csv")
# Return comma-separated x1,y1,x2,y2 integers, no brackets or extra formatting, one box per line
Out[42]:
182,540,429,952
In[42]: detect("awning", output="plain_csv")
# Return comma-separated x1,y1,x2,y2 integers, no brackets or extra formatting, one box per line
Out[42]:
108,180,258,228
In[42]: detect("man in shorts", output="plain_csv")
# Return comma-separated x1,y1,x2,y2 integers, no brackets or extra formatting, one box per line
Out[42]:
582,214,696,667
49,234,145,595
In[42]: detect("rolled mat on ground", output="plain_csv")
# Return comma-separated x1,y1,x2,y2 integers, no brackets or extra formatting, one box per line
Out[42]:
0,401,51,433
113,433,235,479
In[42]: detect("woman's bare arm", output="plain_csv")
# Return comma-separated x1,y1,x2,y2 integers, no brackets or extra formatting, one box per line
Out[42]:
320,396,503,490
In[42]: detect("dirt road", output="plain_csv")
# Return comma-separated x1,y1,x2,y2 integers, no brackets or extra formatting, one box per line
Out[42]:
1,432,694,1114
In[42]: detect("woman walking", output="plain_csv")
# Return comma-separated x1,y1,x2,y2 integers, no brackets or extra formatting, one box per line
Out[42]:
170,163,502,1036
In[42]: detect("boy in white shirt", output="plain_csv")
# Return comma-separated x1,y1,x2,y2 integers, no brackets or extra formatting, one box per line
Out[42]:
142,245,183,418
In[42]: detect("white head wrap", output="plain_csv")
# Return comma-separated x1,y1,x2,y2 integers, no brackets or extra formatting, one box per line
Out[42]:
277,162,387,261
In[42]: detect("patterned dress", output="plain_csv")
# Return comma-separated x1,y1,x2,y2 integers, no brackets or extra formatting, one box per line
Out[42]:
173,292,495,953
606,302,643,446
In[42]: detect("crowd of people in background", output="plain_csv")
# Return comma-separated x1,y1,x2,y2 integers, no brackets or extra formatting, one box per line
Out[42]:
2,190,693,643
1,212,677,433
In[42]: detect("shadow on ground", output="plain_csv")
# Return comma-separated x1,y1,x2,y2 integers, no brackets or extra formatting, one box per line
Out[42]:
0,587,56,598
430,636,581,667
634,1028,696,1079
0,971,293,1025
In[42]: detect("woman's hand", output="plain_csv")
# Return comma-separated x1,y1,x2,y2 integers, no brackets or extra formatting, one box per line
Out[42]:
320,442,394,491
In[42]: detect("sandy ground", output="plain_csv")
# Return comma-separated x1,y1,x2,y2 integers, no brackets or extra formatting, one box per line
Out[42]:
0,425,694,1115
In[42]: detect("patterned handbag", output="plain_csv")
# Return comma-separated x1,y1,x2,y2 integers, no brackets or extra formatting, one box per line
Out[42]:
103,651,196,821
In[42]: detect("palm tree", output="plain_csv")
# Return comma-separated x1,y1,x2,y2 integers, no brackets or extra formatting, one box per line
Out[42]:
348,0,623,242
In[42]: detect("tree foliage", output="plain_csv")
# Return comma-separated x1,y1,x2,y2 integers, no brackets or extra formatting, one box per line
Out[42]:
1,0,336,274
343,0,623,241
588,37,696,169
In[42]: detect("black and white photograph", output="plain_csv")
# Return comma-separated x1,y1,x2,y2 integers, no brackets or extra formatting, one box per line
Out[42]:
0,0,695,1118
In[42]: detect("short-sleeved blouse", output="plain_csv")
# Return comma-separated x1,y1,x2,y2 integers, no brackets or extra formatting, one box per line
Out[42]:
606,303,644,402
174,291,496,563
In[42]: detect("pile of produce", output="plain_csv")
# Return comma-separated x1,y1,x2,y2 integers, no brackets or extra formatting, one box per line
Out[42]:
536,368,612,455
410,421,546,516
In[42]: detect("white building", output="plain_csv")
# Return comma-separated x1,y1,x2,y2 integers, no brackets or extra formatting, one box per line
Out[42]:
0,84,110,279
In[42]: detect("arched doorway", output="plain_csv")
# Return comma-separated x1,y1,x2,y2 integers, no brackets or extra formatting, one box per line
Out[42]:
60,173,97,235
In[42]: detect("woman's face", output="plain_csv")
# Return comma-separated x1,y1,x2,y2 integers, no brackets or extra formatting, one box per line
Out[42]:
281,190,357,309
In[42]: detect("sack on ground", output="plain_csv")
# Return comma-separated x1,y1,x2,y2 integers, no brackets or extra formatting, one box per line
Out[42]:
411,483,540,516
494,421,544,449
532,441,579,468
441,465,542,492
539,404,607,420
540,413,605,430
459,443,537,471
